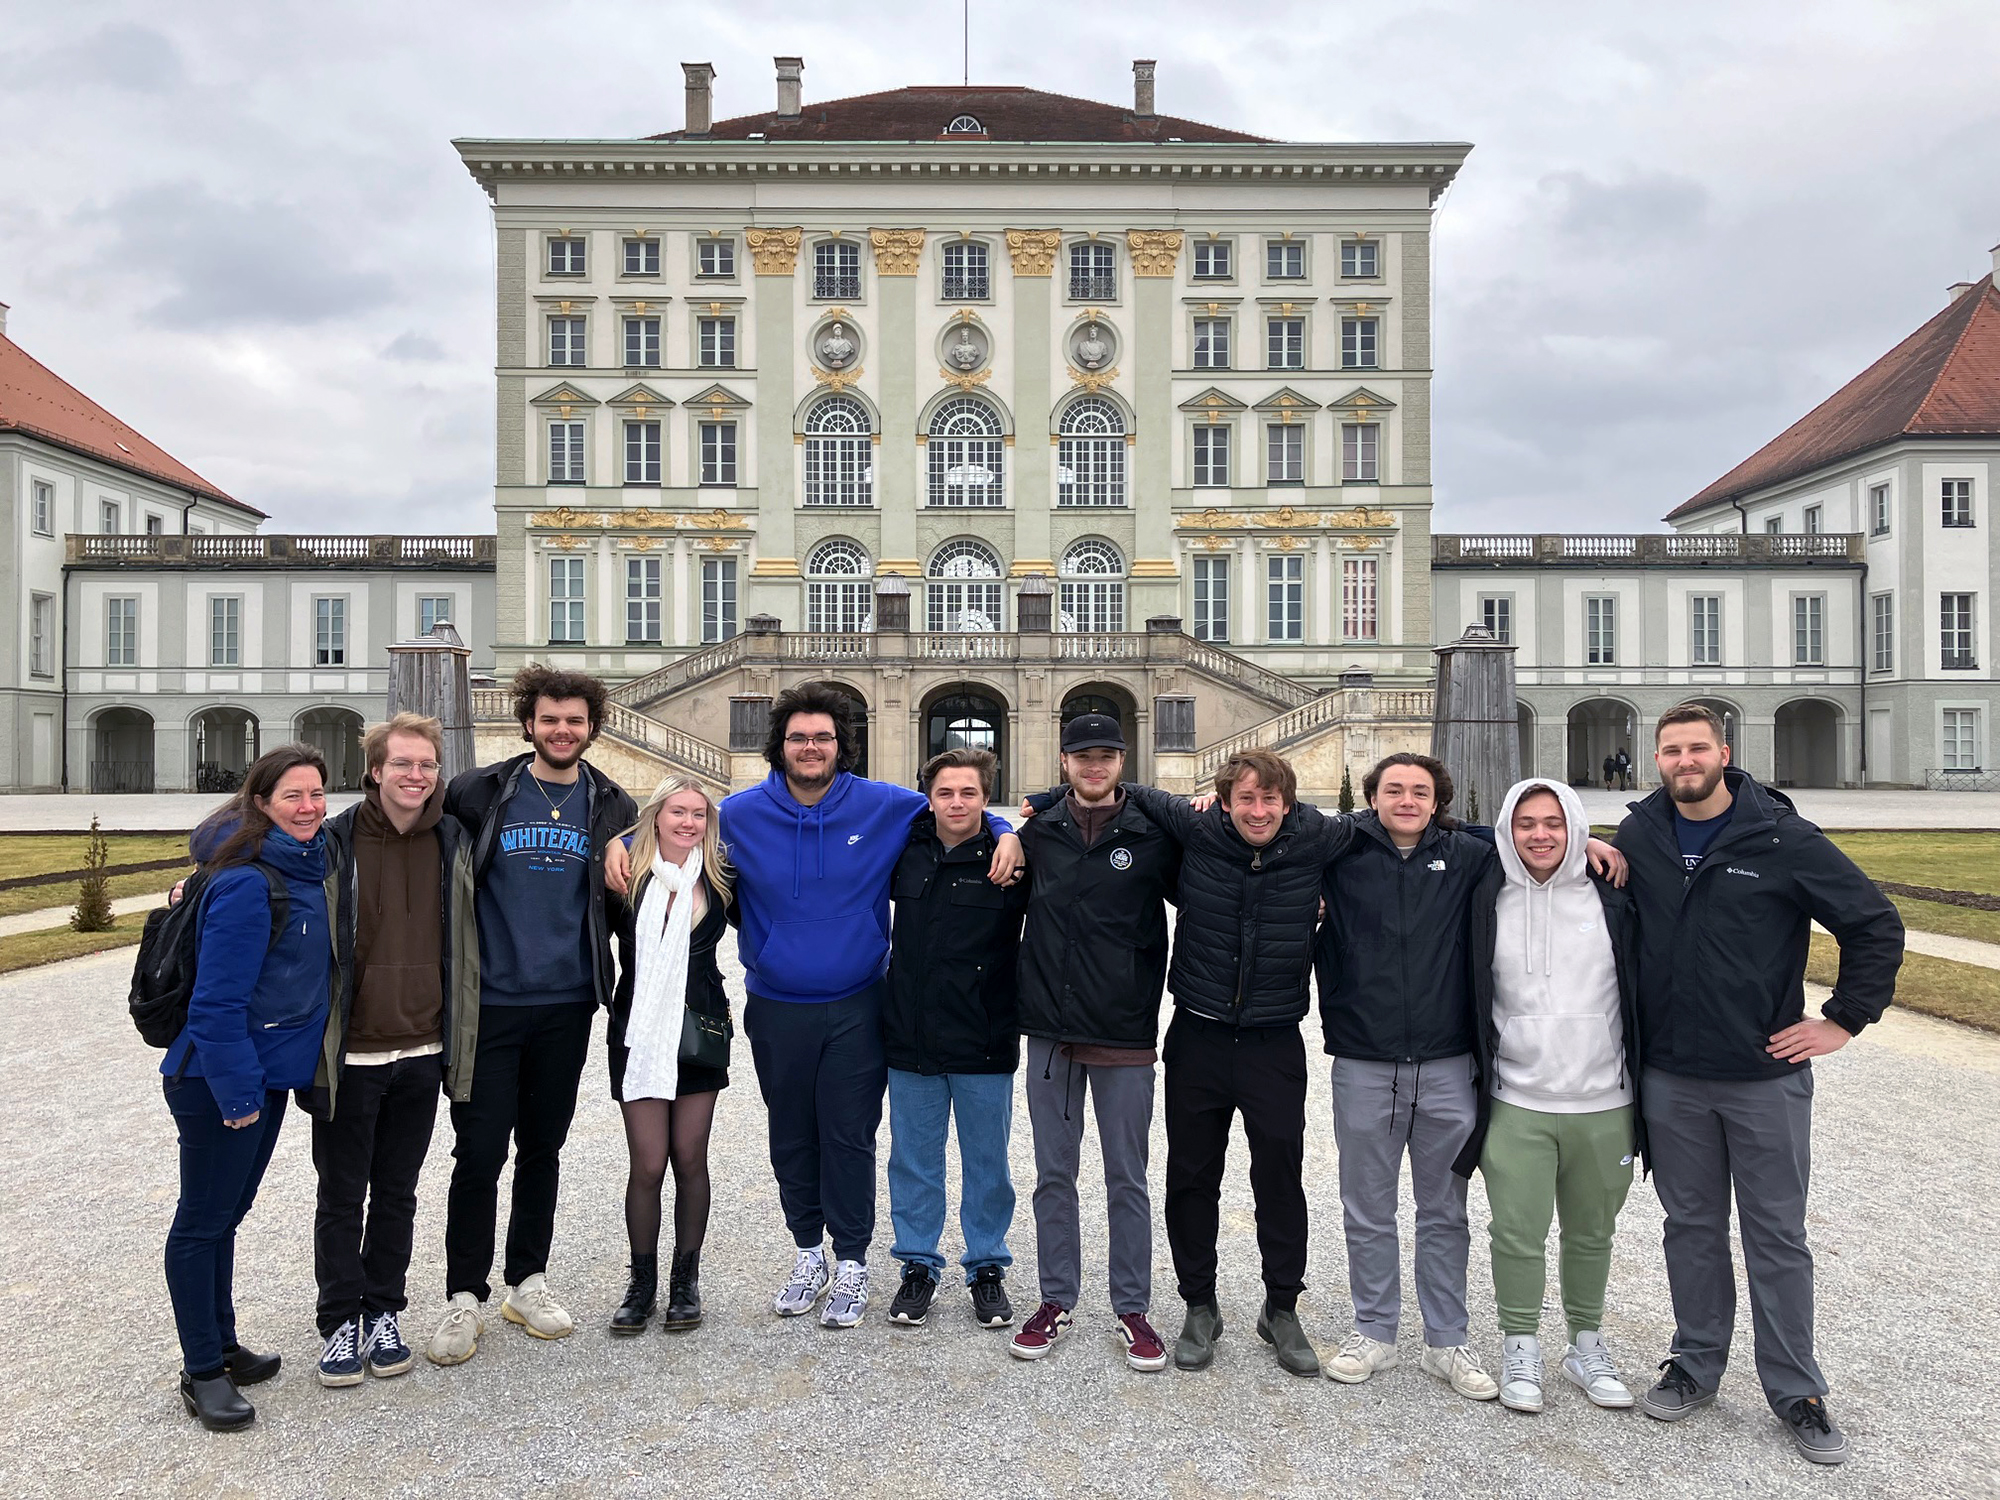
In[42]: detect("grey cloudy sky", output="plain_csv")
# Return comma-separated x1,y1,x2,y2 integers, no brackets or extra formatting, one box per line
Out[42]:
3,0,1997,533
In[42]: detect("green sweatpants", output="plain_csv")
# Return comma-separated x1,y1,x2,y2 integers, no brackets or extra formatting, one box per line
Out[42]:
1480,1098,1634,1340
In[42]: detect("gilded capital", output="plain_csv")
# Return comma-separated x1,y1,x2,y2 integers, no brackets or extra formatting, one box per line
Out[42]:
745,227,803,275
870,228,926,275
1005,229,1063,276
1127,229,1185,278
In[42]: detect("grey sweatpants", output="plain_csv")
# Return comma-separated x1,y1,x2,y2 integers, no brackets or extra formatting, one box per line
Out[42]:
1330,1053,1477,1347
1025,1040,1156,1315
1643,1066,1825,1414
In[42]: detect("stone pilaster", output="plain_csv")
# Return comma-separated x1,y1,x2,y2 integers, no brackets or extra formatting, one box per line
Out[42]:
875,235,921,573
749,230,800,622
1007,231,1060,583
1129,230,1183,616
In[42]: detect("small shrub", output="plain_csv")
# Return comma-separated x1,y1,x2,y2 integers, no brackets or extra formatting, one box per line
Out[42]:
70,816,116,933
1338,766,1355,815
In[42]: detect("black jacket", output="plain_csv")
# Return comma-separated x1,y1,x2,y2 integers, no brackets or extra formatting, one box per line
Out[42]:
609,871,732,1047
883,818,1029,1075
1016,794,1182,1050
1315,814,1499,1063
445,753,637,1011
1613,767,1903,1082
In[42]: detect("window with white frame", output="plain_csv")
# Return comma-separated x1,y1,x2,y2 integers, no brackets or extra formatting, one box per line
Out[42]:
1765,516,1783,535
548,236,585,275
1872,592,1893,671
31,479,53,536
1342,556,1378,641
926,539,1004,632
1069,240,1116,300
1192,239,1232,279
209,596,241,666
1690,594,1721,666
1193,555,1230,643
1059,538,1126,633
623,420,661,484
1479,595,1512,644
622,237,659,276
623,316,661,367
813,240,861,300
1266,239,1305,279
547,420,585,484
1266,316,1304,370
926,398,1004,507
1803,504,1822,535
100,501,120,534
1793,594,1825,665
699,420,738,485
1193,317,1231,369
1870,482,1891,536
945,114,984,133
1943,708,1983,772
549,557,585,643
1266,423,1304,484
1941,593,1977,669
805,540,874,633
548,316,585,366
419,595,452,635
29,593,54,677
697,316,736,368
1193,424,1231,487
941,241,989,300
626,557,662,643
1057,396,1127,507
1342,422,1379,482
1266,554,1304,642
314,596,346,666
1341,238,1379,278
1586,595,1616,665
697,237,735,278
1341,316,1378,368
105,596,137,665
145,514,163,535
803,396,874,507
701,557,738,642
1943,478,1975,528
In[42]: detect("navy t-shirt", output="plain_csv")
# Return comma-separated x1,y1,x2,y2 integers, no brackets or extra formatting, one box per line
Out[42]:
476,776,594,1005
1674,799,1734,873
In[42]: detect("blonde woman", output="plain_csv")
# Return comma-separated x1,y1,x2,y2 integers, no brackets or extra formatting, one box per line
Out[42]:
607,777,736,1335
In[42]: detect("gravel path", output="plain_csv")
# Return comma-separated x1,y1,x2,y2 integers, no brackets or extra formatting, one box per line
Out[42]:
5,948,1997,1500
0,892,170,939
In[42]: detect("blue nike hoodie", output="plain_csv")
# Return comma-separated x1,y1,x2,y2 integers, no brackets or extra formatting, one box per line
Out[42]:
720,770,1008,1005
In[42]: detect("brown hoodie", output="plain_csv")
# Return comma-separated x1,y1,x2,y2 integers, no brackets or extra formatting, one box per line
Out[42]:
348,780,445,1052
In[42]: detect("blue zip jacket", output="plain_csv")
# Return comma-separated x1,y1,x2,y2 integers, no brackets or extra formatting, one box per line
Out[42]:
719,770,1008,1004
162,824,333,1120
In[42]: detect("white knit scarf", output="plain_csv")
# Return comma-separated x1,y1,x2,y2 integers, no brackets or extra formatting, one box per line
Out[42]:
625,846,703,1102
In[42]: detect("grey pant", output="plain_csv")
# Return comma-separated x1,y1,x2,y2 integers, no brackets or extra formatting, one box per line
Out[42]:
1330,1054,1477,1346
1025,1040,1156,1314
1643,1066,1825,1414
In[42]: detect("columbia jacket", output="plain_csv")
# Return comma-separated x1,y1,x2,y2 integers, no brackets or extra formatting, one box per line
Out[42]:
1613,767,1903,1082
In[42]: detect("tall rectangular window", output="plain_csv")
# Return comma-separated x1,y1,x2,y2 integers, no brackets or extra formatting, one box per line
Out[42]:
1943,478,1975,528
1193,426,1231,487
1342,422,1379,482
105,596,137,666
100,500,120,534
1342,557,1378,641
622,237,659,276
1941,593,1977,669
1192,318,1231,369
623,316,660,367
701,558,738,643
1192,556,1230,643
700,420,738,485
1792,594,1824,665
1943,708,1983,772
548,316,585,366
1191,240,1231,279
31,479,53,536
813,240,861,299
548,236,585,275
1341,316,1379,368
1870,482,1891,536
1479,595,1511,644
1341,239,1379,278
29,594,54,677
1266,317,1304,370
1266,423,1304,484
623,420,661,484
1586,596,1616,665
1803,504,1822,535
1690,594,1721,666
1765,516,1783,535
1871,592,1894,671
1266,239,1305,279
697,237,735,277
209,596,241,667
145,513,163,535
941,240,989,299
1068,241,1116,300
549,558,585,643
625,557,662,643
548,420,584,484
1267,554,1304,642
698,317,736,368
314,597,346,666
419,595,452,635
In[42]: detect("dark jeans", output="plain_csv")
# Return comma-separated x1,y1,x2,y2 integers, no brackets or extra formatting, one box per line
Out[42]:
312,1053,443,1335
162,1077,288,1375
444,1002,593,1301
1162,1011,1309,1309
744,985,888,1263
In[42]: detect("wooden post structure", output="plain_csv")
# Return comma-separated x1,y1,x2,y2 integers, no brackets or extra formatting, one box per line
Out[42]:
1431,624,1519,825
388,623,475,785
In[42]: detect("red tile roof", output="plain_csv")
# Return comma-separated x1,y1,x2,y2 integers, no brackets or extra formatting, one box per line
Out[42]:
0,329,257,515
1671,274,2000,520
650,85,1269,144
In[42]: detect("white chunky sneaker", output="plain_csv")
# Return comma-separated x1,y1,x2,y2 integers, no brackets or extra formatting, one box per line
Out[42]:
425,1291,484,1366
501,1273,575,1340
820,1260,871,1329
774,1245,830,1317
1421,1343,1500,1401
1562,1329,1634,1408
1499,1333,1544,1413
1323,1331,1400,1384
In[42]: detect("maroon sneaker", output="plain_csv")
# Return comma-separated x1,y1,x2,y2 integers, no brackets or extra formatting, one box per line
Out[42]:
1008,1302,1073,1361
1119,1312,1169,1372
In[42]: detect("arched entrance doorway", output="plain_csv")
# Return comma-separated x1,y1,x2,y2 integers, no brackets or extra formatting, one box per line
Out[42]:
298,706,366,791
92,707,155,793
1060,681,1141,782
1566,697,1639,787
819,681,871,779
1775,699,1841,787
923,685,1008,792
191,707,260,792
1684,697,1741,764
1516,701,1536,779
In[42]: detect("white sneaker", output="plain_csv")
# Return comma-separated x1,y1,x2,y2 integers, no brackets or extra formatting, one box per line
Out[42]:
1562,1329,1634,1408
1499,1333,1544,1413
1324,1331,1400,1384
501,1273,574,1340
425,1291,484,1366
820,1260,871,1329
774,1245,830,1317
1421,1343,1500,1401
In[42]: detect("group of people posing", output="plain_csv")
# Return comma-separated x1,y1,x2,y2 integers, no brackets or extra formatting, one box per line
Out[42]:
153,670,1902,1469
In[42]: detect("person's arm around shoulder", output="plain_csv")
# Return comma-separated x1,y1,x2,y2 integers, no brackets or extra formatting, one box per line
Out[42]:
1769,825,1905,1060
1119,781,1199,845
185,871,279,1124
883,777,1021,885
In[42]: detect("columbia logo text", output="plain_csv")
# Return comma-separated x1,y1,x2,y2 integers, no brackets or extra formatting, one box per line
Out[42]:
1725,866,1761,879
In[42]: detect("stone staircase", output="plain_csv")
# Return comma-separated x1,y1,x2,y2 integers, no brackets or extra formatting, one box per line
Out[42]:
1181,682,1435,801
469,688,731,792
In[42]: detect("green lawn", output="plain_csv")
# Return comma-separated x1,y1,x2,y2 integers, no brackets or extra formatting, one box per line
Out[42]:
0,871,178,921
1809,934,2000,1034
1884,894,2000,949
0,833,190,880
0,920,144,975
1822,830,2000,898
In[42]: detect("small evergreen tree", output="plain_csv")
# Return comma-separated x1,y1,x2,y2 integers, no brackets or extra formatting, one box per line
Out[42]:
1466,782,1482,825
1338,766,1355,814
71,815,115,933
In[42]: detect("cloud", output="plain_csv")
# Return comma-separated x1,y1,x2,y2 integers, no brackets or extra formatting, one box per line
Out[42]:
384,331,447,362
31,23,187,94
1539,169,1709,244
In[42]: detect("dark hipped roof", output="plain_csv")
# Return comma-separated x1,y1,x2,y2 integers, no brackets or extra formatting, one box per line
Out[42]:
1671,274,2000,520
649,85,1269,145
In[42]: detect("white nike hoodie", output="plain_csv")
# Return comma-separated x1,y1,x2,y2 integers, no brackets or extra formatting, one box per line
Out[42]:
1491,778,1633,1114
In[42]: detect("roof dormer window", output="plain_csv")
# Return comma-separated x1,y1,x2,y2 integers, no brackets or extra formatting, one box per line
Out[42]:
945,114,984,134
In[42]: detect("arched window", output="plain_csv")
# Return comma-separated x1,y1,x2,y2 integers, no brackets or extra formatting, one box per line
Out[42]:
803,396,873,507
1057,396,1126,508
805,539,874,634
1059,538,1127,633
945,114,984,134
926,539,1004,633
927,398,1005,507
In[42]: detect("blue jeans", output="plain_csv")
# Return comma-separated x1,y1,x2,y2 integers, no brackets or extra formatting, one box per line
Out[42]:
886,1068,1016,1282
162,1076,288,1375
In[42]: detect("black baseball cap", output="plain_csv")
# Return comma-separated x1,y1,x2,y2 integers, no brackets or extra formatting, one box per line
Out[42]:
1061,713,1126,753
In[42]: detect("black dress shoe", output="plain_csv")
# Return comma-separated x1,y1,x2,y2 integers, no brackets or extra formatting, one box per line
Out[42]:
662,1249,702,1332
180,1371,255,1432
223,1343,282,1386
610,1255,658,1336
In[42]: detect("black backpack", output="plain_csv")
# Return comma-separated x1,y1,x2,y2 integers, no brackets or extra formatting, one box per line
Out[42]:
128,862,289,1048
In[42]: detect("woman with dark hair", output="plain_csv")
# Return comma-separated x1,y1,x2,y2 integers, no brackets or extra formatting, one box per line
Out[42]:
163,743,335,1430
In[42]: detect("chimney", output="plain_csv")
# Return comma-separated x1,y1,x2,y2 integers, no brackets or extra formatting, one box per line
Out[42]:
775,56,803,118
0,301,9,339
1133,59,1156,118
1991,239,2000,274
1949,282,1976,304
682,62,715,135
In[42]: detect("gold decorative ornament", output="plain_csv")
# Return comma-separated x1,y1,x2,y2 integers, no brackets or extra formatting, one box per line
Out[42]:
1257,506,1317,530
1126,229,1185,278
745,227,804,275
940,365,992,393
702,536,734,552
553,534,583,550
691,509,735,530
1066,364,1120,393
557,404,574,419
1004,229,1062,276
1197,534,1228,551
1275,535,1301,551
530,506,587,529
629,534,660,551
1180,509,1236,530
1323,507,1395,529
1341,535,1377,550
870,229,926,275
812,363,864,393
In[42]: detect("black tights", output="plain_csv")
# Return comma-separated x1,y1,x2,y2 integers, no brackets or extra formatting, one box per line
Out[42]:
620,1091,718,1261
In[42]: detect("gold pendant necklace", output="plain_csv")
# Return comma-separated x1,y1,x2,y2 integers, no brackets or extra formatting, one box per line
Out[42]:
533,772,578,823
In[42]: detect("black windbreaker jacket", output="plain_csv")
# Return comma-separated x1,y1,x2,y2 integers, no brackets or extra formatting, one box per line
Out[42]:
1613,767,1903,1082
1016,794,1181,1050
883,818,1029,1075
